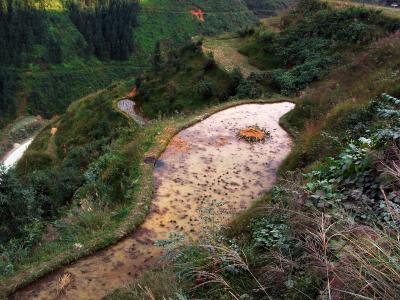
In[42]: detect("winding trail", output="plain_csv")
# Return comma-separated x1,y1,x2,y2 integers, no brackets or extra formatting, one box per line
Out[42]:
13,37,294,300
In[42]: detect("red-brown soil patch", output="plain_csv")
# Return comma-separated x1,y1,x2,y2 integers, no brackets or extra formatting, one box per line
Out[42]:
238,127,266,141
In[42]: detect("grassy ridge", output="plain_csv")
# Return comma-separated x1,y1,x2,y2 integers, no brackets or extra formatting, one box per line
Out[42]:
282,31,400,171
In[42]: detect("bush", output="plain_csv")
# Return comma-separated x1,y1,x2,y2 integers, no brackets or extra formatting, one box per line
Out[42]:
244,0,400,94
196,79,214,99
236,78,261,99
203,53,216,71
16,151,54,174
74,151,129,206
251,217,290,249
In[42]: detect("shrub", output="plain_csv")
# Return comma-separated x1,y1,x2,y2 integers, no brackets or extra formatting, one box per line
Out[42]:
74,151,129,206
236,78,261,99
251,217,290,249
196,79,214,99
203,53,216,71
16,151,54,174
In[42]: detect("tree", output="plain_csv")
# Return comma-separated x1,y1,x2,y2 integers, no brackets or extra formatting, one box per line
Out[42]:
152,41,163,71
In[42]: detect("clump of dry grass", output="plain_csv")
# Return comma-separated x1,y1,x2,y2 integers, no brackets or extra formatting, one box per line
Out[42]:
103,269,185,300
57,272,73,295
188,244,271,300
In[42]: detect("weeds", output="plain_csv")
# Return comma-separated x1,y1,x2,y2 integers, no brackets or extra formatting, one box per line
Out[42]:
237,125,271,143
57,272,73,295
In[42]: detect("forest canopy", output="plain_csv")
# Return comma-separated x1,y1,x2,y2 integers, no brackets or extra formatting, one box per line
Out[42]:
65,0,139,61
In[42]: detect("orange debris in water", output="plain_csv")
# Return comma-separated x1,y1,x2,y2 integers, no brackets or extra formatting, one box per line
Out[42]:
215,137,229,147
164,136,191,156
127,87,138,98
191,9,205,22
238,127,266,141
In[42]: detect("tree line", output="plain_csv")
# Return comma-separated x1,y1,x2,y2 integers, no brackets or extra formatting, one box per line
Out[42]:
65,0,139,61
0,0,48,65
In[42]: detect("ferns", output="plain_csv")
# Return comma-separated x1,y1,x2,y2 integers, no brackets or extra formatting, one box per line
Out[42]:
382,93,400,106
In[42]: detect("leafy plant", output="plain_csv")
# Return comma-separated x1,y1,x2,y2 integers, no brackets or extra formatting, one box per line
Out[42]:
251,217,290,249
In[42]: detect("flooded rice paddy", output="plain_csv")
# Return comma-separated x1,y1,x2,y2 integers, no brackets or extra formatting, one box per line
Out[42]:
13,102,294,300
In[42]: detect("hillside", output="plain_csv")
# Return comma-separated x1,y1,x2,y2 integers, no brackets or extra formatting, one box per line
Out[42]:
0,0,258,127
0,0,256,125
0,43,244,297
0,0,260,170
244,0,294,16
2,0,400,298
105,1,400,299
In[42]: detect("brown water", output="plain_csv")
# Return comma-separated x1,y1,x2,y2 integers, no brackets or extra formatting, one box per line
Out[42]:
13,102,294,300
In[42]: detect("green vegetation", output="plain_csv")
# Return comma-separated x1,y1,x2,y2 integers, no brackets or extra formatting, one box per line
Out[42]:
1,79,135,273
239,0,400,94
4,0,400,298
25,64,141,117
0,0,142,129
105,1,400,299
136,41,242,118
65,0,139,60
0,0,258,131
135,0,258,55
0,69,19,127
324,0,400,19
244,0,293,17
0,76,169,295
0,0,48,66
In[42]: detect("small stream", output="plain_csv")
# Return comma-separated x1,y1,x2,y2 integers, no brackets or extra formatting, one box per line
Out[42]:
14,102,294,300
1,139,33,170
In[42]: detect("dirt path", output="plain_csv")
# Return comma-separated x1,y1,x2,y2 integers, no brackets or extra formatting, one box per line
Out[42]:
202,36,260,77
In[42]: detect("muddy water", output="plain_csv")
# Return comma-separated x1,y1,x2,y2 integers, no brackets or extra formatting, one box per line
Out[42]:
14,102,294,300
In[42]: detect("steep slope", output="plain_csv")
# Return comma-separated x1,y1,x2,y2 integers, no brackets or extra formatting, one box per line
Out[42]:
103,2,400,299
0,0,258,129
244,0,294,16
0,0,143,129
132,0,261,63
0,43,243,297
0,0,261,167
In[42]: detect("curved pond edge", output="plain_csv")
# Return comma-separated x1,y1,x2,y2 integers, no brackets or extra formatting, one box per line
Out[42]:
2,97,295,298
